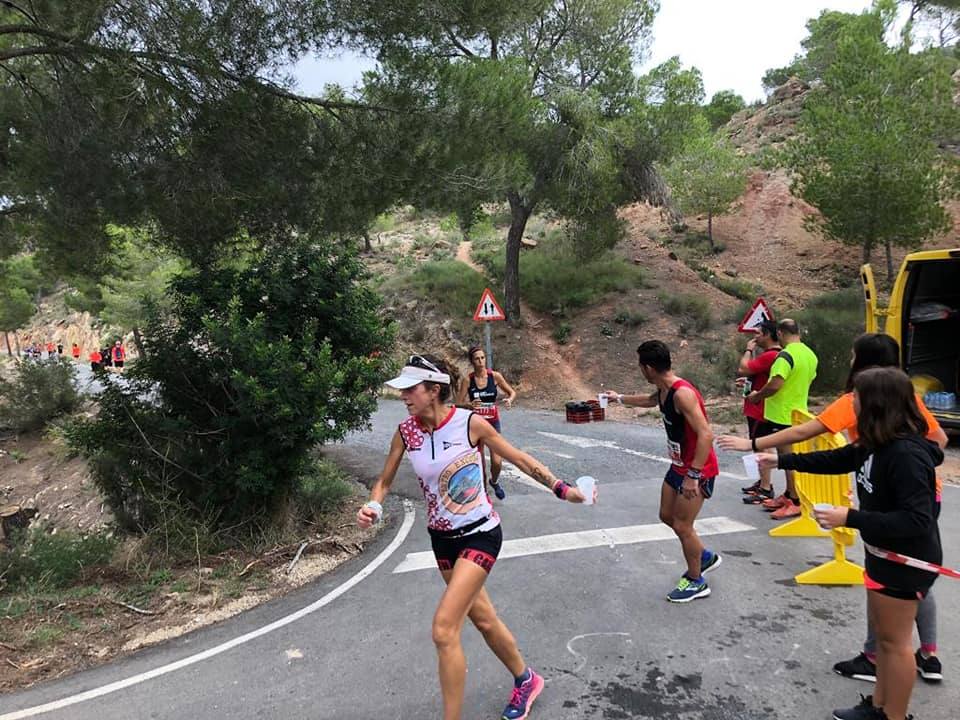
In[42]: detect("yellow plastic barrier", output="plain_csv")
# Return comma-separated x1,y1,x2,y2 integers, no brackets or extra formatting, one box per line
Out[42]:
768,410,864,585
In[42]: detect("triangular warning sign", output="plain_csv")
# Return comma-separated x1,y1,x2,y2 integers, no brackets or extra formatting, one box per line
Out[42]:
473,288,506,322
738,297,775,334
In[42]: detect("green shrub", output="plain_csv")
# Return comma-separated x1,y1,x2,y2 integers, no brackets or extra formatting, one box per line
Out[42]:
520,251,645,314
710,276,761,301
371,212,397,233
296,459,352,519
394,260,489,319
0,358,81,432
439,213,459,232
794,289,865,394
553,322,572,345
65,237,392,534
1,528,117,591
679,339,741,397
613,309,647,328
660,293,713,332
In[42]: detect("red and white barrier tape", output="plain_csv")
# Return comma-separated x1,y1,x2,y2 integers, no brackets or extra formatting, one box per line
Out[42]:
864,542,960,580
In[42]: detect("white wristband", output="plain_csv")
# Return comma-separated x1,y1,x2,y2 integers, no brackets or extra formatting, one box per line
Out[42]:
364,501,383,523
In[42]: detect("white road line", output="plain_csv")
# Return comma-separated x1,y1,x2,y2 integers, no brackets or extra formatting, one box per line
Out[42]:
0,502,418,720
392,516,754,573
537,431,749,481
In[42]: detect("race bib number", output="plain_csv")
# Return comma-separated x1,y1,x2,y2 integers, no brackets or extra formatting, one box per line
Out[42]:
667,440,683,465
476,405,498,418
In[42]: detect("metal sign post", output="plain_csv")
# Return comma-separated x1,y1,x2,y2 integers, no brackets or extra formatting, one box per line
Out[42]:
473,288,507,369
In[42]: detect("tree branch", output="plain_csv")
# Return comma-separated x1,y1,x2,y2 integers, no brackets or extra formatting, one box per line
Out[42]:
0,24,397,113
441,24,474,57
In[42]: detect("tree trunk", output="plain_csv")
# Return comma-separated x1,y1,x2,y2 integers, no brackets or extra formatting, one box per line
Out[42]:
504,191,533,326
3,332,11,357
14,333,20,357
884,238,894,286
363,231,372,253
132,326,147,361
707,211,714,250
862,240,872,265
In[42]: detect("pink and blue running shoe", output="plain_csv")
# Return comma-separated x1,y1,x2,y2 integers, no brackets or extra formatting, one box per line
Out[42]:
502,668,544,720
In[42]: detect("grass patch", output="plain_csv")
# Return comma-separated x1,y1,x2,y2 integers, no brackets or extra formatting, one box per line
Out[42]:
660,293,713,332
371,212,397,233
387,260,490,320
1,528,117,592
28,624,64,648
473,228,646,316
295,458,352,520
679,338,741,397
710,275,761,302
613,309,647,328
553,322,572,345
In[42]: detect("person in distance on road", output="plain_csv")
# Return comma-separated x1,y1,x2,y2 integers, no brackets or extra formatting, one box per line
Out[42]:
756,367,942,720
602,340,722,603
457,345,518,502
359,353,594,720
735,319,782,505
719,333,947,685
744,318,818,520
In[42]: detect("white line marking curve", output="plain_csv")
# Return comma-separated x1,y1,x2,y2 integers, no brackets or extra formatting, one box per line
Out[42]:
0,501,417,720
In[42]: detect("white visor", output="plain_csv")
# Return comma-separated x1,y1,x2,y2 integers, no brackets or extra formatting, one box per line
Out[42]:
385,365,451,389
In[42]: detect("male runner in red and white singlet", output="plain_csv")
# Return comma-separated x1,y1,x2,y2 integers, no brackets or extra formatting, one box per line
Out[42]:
603,340,722,603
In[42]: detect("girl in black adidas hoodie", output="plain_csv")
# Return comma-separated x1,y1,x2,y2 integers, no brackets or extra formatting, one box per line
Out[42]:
759,367,942,720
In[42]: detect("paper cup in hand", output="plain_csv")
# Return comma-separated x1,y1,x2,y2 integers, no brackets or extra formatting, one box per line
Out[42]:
813,503,833,529
742,454,760,480
598,393,609,409
576,476,596,505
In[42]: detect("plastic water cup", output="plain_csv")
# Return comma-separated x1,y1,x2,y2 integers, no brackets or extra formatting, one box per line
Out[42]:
598,393,609,409
813,502,833,529
576,476,596,505
742,454,760,480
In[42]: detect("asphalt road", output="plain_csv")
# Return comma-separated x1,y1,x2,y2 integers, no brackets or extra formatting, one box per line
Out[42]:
1,400,956,720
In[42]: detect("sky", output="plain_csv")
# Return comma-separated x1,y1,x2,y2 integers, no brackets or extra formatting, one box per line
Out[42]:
293,0,877,103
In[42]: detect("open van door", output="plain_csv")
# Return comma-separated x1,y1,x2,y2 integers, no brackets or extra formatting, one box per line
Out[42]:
891,250,960,429
860,263,880,334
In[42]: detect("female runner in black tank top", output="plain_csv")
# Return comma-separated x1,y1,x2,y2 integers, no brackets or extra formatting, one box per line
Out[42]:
457,346,517,500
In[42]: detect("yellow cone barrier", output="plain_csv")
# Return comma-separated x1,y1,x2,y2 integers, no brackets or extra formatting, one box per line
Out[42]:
768,410,864,585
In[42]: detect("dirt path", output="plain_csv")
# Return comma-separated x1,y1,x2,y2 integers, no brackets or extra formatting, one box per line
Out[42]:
455,241,594,404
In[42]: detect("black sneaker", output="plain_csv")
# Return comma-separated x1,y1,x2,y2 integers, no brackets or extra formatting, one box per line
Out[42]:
916,649,943,682
743,487,774,503
833,695,881,720
741,480,762,494
490,480,506,501
833,653,877,683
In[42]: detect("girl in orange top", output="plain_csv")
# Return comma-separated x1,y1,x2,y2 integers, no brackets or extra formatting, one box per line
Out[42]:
719,333,946,685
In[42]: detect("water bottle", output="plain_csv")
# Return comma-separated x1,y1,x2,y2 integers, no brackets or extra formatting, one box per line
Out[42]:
741,378,752,398
947,393,957,410
925,392,935,409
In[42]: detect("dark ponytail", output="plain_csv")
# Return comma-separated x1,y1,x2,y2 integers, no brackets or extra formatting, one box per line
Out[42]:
420,353,461,403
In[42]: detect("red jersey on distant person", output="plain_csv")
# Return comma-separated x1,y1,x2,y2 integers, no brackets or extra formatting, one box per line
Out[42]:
112,345,125,362
742,348,780,421
89,351,102,363
658,379,719,478
71,344,81,358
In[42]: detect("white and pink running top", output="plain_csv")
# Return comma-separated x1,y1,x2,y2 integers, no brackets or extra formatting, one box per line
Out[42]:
399,407,499,533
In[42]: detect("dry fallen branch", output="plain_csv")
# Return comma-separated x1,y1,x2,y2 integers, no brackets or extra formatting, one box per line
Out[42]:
108,599,156,616
286,542,310,574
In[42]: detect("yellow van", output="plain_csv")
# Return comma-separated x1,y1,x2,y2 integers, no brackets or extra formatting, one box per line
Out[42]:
862,248,960,429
